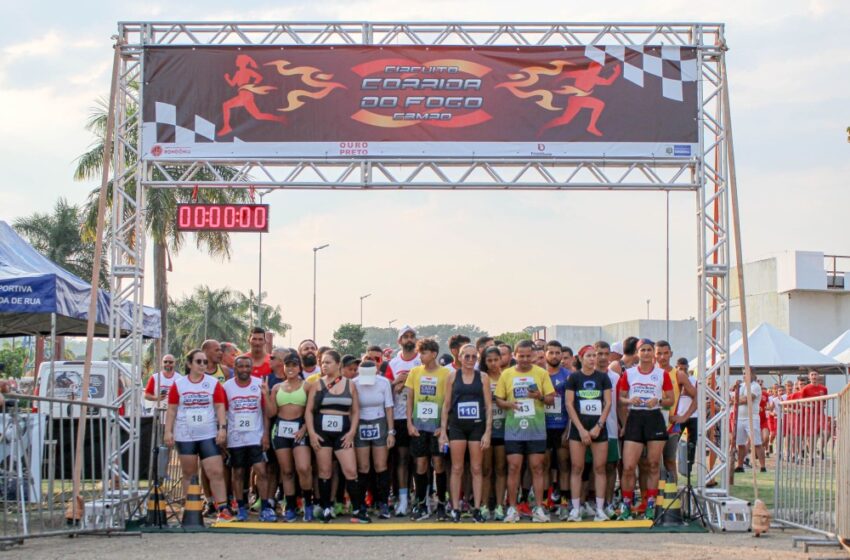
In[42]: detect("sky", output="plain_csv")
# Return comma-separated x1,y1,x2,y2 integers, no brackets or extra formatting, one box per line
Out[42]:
1,0,848,347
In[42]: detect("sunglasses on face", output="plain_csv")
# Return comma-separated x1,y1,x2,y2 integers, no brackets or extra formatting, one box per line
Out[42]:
163,361,174,364
194,359,209,365
461,355,477,360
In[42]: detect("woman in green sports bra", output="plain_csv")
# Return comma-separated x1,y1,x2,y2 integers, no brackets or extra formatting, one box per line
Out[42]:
269,354,314,522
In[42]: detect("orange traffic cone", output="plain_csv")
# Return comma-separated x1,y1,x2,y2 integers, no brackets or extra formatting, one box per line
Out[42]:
182,475,205,528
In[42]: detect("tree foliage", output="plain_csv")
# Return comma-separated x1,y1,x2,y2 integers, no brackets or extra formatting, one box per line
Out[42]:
0,344,30,378
331,323,367,357
166,286,290,357
13,198,108,288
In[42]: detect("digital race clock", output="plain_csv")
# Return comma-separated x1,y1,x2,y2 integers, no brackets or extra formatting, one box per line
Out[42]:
176,204,269,232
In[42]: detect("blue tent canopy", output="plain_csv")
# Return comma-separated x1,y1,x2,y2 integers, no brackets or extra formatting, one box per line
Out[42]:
0,221,160,338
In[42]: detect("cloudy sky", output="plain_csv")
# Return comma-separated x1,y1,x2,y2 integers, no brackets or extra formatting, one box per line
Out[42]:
1,0,848,346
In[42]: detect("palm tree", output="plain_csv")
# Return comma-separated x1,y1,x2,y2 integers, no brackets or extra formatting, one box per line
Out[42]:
13,198,108,287
75,93,247,353
166,286,290,356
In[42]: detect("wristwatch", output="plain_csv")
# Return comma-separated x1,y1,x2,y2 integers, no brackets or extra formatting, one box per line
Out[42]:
388,429,397,436
218,424,227,430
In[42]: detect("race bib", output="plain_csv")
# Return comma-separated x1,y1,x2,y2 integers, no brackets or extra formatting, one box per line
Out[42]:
580,399,602,416
492,406,506,420
515,399,535,418
359,423,380,441
457,401,480,420
234,412,256,432
417,401,438,420
420,376,438,397
545,396,562,416
321,414,344,433
187,410,211,426
277,420,299,438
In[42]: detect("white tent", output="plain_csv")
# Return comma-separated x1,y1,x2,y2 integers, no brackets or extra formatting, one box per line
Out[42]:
821,329,850,359
834,348,850,364
727,323,843,370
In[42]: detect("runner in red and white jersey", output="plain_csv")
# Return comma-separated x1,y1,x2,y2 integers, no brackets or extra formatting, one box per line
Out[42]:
144,354,182,409
384,325,420,516
164,349,232,522
223,355,275,522
800,371,829,436
616,339,673,521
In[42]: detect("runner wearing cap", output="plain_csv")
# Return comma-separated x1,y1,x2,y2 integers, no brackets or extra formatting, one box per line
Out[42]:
440,344,492,522
542,340,571,519
617,339,674,521
353,360,395,519
223,355,275,522
495,340,556,523
270,353,314,522
564,345,612,522
405,338,450,521
386,325,421,516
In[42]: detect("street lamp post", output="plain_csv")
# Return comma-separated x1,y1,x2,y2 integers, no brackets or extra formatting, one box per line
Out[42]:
360,293,372,326
312,244,330,340
388,319,397,330
257,189,272,328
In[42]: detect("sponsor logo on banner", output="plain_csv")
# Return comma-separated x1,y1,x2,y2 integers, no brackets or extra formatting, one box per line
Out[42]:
673,144,692,157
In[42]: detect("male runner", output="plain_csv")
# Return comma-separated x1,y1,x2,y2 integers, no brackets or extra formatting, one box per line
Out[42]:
386,326,421,516
495,340,555,523
405,338,448,520
542,341,571,519
223,356,275,521
246,327,271,377
202,340,229,383
144,354,182,409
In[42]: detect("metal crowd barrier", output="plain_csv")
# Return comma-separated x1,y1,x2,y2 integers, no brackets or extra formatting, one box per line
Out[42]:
774,390,841,541
0,394,134,548
836,385,850,549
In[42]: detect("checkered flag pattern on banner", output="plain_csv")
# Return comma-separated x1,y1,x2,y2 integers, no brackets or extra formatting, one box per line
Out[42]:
152,102,217,144
584,46,698,102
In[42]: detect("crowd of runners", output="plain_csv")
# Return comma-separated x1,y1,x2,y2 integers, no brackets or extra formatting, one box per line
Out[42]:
144,325,830,525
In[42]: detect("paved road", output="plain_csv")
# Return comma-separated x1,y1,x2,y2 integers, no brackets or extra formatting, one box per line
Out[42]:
4,528,840,560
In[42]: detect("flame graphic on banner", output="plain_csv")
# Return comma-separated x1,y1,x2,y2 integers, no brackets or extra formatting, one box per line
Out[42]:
239,84,277,95
496,60,594,111
265,60,346,112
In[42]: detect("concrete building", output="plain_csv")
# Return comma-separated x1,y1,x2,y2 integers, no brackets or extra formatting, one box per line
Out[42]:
730,250,850,350
546,319,702,360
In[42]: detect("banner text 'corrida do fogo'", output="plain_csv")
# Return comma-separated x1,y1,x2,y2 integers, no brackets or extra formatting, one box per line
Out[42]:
141,45,699,160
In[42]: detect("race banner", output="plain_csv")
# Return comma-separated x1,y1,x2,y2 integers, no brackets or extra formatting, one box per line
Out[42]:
141,45,699,159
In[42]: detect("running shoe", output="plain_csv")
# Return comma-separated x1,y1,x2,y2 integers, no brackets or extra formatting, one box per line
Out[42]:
634,499,648,515
472,508,484,523
759,467,767,473
203,500,217,518
378,504,391,520
260,507,277,522
394,502,408,517
450,509,461,523
235,505,249,522
517,502,532,518
303,506,314,522
532,506,550,523
250,498,261,512
414,502,431,521
230,498,239,513
582,502,596,519
350,510,371,524
284,509,297,523
593,508,609,522
558,504,570,521
644,501,656,522
436,502,448,522
333,502,345,518
216,508,235,523
503,506,520,523
734,467,745,473
479,505,490,521
617,505,633,521
321,507,333,523
493,505,506,521
567,508,582,522
604,503,617,520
